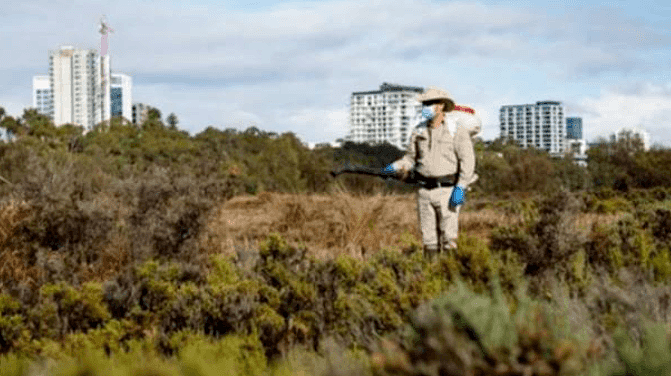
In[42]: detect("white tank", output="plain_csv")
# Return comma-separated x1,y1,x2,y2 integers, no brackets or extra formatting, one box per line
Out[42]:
448,105,482,137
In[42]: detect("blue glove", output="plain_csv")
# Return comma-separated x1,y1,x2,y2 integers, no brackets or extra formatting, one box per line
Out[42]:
382,164,396,175
449,185,466,207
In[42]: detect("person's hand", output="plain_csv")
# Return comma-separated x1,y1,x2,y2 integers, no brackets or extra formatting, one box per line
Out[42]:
397,167,409,180
382,164,408,180
449,185,466,207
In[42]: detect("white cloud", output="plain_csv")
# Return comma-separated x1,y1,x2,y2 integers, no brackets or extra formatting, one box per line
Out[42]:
279,107,349,142
2,0,670,146
0,98,29,119
580,82,671,145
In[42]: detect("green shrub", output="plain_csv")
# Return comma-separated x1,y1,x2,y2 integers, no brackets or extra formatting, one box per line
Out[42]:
651,249,671,281
491,190,584,277
613,321,671,376
640,207,671,249
0,353,32,376
490,224,533,255
177,333,267,376
585,213,662,280
32,282,110,340
433,234,525,294
372,278,600,376
594,197,633,214
0,295,25,354
565,249,593,293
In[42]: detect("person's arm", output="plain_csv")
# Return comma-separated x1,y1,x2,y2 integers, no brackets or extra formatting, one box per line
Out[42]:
455,126,475,188
384,130,417,174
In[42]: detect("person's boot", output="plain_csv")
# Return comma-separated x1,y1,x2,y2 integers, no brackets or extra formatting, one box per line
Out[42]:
442,239,458,256
424,244,439,260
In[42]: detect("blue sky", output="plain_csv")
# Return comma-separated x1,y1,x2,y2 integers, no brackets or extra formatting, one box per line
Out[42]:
1,0,670,146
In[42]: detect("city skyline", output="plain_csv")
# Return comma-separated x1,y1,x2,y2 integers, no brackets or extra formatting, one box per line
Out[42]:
1,0,670,146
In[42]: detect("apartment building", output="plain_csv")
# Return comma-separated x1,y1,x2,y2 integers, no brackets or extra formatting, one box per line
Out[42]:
499,101,565,155
111,73,132,121
347,82,424,150
566,117,583,140
132,102,150,125
32,75,53,117
48,46,104,130
35,47,131,129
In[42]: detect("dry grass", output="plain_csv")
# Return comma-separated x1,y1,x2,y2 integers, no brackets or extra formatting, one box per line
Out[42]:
0,199,31,248
0,199,37,287
201,192,628,261
460,208,515,239
87,233,131,283
203,192,419,260
0,191,626,288
574,213,623,237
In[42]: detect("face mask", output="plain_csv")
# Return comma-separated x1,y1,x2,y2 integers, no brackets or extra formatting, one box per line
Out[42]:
421,106,436,121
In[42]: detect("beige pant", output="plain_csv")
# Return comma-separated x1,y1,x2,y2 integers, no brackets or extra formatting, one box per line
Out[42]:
417,186,460,249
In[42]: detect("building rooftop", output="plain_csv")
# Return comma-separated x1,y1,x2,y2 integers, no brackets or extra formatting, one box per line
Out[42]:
352,82,424,96
501,100,563,108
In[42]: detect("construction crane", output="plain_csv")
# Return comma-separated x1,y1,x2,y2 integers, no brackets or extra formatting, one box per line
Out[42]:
99,15,114,56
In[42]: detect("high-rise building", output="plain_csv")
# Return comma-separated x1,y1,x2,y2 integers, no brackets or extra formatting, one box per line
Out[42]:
566,117,582,140
111,73,132,121
48,46,103,130
36,45,131,130
32,75,53,117
347,82,424,150
499,101,565,155
132,103,150,125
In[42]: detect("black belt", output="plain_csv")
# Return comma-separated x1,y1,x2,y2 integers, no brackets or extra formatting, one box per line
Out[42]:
415,173,458,189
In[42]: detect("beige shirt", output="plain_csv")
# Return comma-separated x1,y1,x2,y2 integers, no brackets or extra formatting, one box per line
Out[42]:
393,116,476,187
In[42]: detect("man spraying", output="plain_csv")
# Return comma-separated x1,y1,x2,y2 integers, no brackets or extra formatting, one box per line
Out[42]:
384,86,478,258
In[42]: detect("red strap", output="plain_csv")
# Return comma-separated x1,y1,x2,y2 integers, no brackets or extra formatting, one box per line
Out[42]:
454,105,475,114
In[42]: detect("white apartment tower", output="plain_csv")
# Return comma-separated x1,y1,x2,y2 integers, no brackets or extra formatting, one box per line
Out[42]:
36,68,131,128
32,75,53,117
499,101,565,155
48,46,103,130
111,73,132,121
348,83,424,150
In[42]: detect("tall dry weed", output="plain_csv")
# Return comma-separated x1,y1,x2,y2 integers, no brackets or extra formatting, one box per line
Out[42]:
206,192,420,260
0,199,35,288
460,209,515,239
0,199,31,248
329,193,387,258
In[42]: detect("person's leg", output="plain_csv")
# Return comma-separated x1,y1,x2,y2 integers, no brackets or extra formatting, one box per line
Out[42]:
417,188,439,258
436,186,460,253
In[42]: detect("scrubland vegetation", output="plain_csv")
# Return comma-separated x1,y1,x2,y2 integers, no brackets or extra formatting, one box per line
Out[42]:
3,108,671,375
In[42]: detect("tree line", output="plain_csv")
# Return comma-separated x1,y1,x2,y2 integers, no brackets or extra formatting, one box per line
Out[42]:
0,106,669,196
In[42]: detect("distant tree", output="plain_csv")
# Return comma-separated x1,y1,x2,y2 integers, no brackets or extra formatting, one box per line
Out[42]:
141,107,166,131
166,113,179,130
147,107,162,122
614,130,645,154
0,107,5,140
244,126,262,136
23,108,57,140
0,116,23,140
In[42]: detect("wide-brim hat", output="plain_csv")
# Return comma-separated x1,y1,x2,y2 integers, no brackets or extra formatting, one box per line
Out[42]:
417,86,455,106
